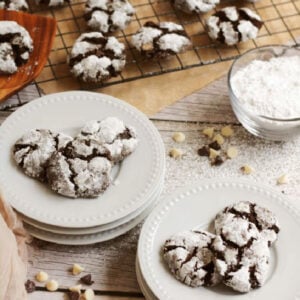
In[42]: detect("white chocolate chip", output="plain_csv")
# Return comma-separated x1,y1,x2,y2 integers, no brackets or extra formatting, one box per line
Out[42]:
46,280,59,292
72,263,85,275
213,133,225,145
172,132,186,143
227,146,238,159
221,125,234,137
169,148,183,159
277,174,288,185
36,271,48,282
209,148,219,159
241,165,254,175
202,127,215,139
83,289,95,300
69,284,82,293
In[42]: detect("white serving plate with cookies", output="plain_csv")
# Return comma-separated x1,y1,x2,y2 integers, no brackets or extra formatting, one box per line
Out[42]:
137,179,300,300
0,91,165,228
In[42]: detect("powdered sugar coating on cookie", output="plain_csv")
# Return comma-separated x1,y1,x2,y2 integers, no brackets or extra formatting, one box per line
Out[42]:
69,32,126,83
0,21,33,74
131,21,191,59
35,0,69,7
172,0,219,14
0,0,28,10
206,7,263,46
47,152,112,198
85,0,135,33
163,230,222,287
13,129,73,181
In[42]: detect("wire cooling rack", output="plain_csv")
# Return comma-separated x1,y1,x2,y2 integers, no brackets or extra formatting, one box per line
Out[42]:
0,0,300,111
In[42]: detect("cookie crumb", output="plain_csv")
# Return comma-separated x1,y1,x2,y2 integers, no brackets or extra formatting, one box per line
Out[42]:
221,125,234,137
67,291,80,300
277,174,288,185
202,127,214,139
211,155,224,166
69,284,82,293
213,134,225,145
35,271,48,282
198,146,210,156
169,148,183,159
46,280,59,292
72,263,85,275
209,148,219,159
241,165,254,175
83,288,95,300
172,132,186,143
227,147,238,159
209,141,221,151
25,280,35,293
80,274,94,285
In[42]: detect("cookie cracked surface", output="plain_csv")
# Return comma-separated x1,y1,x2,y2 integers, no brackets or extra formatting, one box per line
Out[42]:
206,7,263,46
131,21,191,59
0,21,33,74
69,32,126,83
172,0,219,14
163,230,222,287
0,0,28,10
85,0,135,33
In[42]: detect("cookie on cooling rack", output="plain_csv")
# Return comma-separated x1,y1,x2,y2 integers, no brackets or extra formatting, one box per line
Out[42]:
206,7,263,46
0,0,28,10
171,0,219,14
13,129,73,181
85,0,135,33
68,32,126,83
215,201,280,246
212,234,270,293
131,21,191,59
35,0,69,7
65,117,138,164
0,21,33,74
46,151,112,198
163,230,222,287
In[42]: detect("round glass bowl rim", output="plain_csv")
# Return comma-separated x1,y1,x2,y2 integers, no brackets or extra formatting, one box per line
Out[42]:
227,44,300,123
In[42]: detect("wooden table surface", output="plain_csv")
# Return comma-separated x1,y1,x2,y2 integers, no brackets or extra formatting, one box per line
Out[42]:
1,77,300,300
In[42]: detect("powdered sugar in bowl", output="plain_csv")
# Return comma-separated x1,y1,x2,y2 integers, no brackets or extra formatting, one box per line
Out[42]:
228,45,300,141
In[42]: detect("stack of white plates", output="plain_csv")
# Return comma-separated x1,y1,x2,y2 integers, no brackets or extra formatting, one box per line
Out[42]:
136,180,300,299
0,91,165,245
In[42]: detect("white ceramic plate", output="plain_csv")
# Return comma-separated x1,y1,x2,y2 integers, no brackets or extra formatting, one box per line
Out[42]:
138,179,300,300
22,179,164,235
24,188,162,245
0,91,165,228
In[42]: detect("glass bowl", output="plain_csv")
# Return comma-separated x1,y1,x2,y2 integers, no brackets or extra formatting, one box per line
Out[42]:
228,45,300,141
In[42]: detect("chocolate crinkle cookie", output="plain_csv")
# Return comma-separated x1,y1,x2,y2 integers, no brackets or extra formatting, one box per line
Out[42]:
0,21,33,74
13,129,73,181
0,0,28,11
70,117,138,163
68,32,126,83
85,0,135,33
35,0,69,7
206,6,263,46
163,230,222,287
215,201,280,246
131,21,191,59
171,0,219,14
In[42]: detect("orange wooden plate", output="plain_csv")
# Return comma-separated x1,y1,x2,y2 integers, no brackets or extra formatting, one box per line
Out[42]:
0,10,56,102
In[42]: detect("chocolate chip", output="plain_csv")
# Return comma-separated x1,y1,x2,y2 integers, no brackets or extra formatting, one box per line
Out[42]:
209,141,221,151
211,156,224,166
80,274,94,285
67,291,80,300
25,280,35,293
198,146,210,156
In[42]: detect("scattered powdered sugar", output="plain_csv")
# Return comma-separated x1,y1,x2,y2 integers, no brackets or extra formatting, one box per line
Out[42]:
231,56,300,119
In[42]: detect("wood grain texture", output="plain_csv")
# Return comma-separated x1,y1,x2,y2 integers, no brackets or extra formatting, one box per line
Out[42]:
0,10,56,102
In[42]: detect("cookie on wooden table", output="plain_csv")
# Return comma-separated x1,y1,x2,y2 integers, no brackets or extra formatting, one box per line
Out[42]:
172,0,219,14
206,7,263,46
163,230,222,287
35,0,69,7
0,0,28,11
0,21,33,74
131,21,191,59
85,0,135,33
68,32,126,83
66,117,138,163
13,129,73,181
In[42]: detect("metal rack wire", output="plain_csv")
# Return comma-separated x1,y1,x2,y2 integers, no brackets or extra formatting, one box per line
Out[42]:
0,0,299,110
